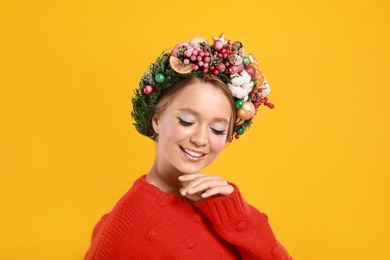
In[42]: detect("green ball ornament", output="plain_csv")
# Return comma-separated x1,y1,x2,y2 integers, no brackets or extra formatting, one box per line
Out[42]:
242,57,249,66
235,99,244,109
236,126,245,135
155,73,165,83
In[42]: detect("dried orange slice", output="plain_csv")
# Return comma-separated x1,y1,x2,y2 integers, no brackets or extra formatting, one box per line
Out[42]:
189,36,209,47
169,56,193,74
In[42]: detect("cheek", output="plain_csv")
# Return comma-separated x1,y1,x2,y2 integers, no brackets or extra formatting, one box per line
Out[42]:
164,121,189,141
210,136,226,153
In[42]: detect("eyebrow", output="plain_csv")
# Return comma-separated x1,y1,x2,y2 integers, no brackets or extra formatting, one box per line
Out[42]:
177,108,230,123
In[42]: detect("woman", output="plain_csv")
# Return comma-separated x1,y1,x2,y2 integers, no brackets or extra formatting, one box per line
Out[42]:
85,34,292,259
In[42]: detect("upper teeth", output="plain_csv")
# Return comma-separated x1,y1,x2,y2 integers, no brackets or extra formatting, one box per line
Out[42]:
184,148,203,157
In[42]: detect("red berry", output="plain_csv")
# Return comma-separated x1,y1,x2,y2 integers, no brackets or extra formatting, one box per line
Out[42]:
210,73,214,78
268,103,275,109
221,48,226,54
213,69,219,75
222,53,228,59
218,53,223,58
210,66,215,71
225,61,230,67
203,68,208,73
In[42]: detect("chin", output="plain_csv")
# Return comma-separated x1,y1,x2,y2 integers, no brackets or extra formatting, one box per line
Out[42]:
176,163,207,175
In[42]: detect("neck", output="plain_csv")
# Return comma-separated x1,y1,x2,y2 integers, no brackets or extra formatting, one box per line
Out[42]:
145,161,183,195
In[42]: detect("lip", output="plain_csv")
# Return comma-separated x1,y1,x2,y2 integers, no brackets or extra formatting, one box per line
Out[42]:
180,146,205,162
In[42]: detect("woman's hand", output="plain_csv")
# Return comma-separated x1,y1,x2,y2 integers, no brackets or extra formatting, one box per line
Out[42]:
178,173,234,202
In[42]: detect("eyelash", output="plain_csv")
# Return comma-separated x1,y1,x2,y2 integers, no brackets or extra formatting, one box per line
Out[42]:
178,118,193,126
178,118,226,136
211,129,226,135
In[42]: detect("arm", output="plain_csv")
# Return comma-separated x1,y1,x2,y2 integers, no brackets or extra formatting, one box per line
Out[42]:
179,174,292,260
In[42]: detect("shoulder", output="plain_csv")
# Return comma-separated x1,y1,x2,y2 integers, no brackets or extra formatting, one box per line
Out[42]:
85,176,161,259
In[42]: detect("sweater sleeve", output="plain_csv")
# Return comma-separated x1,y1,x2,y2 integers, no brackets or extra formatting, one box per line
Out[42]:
194,183,292,260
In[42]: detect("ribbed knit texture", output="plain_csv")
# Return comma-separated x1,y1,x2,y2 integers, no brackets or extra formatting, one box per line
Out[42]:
85,176,292,260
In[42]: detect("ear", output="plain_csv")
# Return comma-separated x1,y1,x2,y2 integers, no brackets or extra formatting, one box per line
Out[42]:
152,114,160,134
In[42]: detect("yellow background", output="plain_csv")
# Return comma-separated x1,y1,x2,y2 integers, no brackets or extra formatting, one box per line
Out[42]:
1,0,389,259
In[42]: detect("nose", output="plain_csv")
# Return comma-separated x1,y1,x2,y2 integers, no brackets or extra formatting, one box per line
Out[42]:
190,125,207,146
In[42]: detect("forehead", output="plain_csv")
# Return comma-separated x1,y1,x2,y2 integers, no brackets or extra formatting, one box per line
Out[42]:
168,81,232,117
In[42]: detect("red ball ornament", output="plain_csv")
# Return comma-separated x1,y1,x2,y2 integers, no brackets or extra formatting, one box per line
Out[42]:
215,63,226,73
244,65,256,78
228,65,238,75
143,85,154,95
213,40,223,50
236,63,244,73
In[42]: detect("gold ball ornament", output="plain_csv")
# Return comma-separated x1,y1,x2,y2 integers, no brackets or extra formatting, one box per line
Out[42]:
237,101,256,120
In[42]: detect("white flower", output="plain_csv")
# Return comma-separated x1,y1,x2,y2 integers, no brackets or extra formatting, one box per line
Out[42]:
228,70,254,101
228,83,249,101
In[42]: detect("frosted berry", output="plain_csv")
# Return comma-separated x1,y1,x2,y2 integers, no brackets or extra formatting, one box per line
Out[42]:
143,85,154,95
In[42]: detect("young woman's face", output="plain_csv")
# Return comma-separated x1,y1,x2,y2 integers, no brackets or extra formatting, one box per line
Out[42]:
152,81,232,175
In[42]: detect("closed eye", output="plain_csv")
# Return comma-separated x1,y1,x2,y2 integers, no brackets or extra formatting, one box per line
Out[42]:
211,128,226,135
178,118,194,126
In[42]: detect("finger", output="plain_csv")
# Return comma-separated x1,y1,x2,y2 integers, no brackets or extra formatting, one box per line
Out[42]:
181,192,202,202
187,178,227,195
185,175,224,193
200,185,234,198
178,173,204,182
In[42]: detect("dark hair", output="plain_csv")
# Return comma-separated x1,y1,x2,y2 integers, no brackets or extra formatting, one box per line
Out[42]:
147,75,236,142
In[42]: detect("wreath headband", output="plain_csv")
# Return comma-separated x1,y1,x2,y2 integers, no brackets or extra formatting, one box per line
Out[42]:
131,33,274,140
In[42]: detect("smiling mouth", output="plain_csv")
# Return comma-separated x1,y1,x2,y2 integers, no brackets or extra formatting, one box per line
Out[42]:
180,146,205,158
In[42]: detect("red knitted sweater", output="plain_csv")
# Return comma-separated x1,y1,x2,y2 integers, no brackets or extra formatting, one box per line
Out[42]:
85,176,292,259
